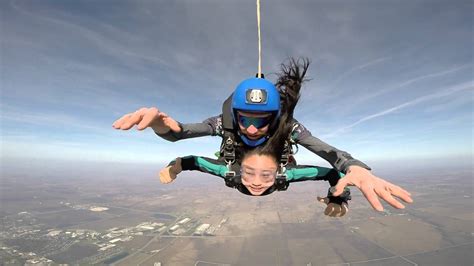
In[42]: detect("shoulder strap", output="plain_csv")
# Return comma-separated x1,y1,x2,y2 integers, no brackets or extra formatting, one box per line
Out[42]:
274,123,299,191
220,130,236,163
219,129,241,189
280,124,299,166
222,93,234,131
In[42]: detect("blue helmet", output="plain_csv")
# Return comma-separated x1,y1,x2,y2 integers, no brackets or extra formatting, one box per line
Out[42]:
231,77,281,146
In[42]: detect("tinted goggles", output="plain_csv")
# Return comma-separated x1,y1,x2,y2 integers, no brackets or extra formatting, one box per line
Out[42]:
237,113,273,129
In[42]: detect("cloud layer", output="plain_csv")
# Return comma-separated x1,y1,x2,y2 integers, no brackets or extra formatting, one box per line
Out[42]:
1,0,472,163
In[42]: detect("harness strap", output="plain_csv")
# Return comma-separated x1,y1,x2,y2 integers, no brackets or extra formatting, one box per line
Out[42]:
220,130,239,188
219,118,300,192
222,94,234,130
274,123,300,191
222,135,236,164
275,163,289,191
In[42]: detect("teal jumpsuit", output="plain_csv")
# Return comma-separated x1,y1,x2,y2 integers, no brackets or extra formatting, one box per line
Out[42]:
167,155,350,201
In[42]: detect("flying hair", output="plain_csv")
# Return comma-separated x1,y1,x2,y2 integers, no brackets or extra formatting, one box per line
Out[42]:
243,57,311,163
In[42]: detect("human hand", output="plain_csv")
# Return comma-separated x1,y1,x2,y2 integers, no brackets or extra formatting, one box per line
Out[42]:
159,166,177,184
332,166,413,211
112,107,181,134
158,158,182,184
317,196,348,217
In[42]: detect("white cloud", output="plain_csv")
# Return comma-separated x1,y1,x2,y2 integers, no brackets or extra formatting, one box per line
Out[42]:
359,64,472,103
321,81,473,139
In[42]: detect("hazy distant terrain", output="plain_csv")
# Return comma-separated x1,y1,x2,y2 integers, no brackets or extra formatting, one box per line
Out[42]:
1,159,472,265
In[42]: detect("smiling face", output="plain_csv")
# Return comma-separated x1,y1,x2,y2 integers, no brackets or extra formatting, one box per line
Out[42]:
240,153,278,196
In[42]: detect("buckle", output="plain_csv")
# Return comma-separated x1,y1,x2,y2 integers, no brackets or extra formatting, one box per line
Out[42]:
225,171,236,178
275,173,288,191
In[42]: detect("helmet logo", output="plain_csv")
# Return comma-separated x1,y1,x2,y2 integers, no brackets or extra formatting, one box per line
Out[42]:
246,89,267,104
249,90,262,102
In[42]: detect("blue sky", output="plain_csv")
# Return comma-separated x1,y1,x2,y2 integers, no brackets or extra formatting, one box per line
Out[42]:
1,0,472,168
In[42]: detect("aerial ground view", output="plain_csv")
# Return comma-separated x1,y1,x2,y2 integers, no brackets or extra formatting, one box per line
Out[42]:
1,160,472,265
1,0,472,265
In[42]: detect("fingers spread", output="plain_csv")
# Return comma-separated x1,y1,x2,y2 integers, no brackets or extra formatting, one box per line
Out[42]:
395,184,412,196
359,182,384,211
389,185,413,203
376,188,405,209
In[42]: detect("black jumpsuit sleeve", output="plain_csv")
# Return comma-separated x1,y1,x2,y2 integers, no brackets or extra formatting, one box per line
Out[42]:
155,115,221,142
292,120,371,173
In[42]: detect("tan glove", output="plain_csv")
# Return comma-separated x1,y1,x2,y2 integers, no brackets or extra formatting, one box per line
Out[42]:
159,158,182,184
317,196,349,217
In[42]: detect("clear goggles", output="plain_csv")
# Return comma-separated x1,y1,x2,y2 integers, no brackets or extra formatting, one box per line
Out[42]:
240,167,277,184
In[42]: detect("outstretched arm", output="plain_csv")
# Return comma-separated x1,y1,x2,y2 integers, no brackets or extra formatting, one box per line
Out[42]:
332,165,413,211
290,121,413,212
113,107,181,133
293,121,371,173
112,107,220,142
159,155,229,184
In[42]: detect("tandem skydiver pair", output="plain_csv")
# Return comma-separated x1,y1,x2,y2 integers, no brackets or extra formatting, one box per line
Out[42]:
113,58,413,216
